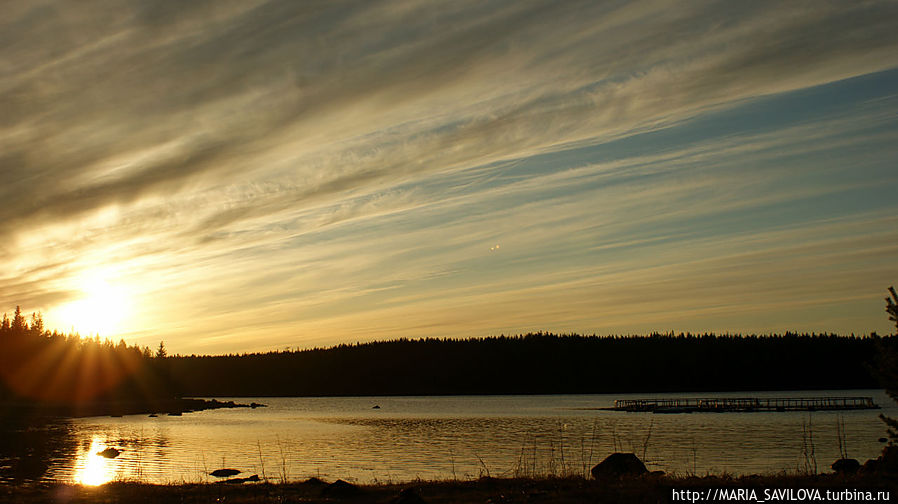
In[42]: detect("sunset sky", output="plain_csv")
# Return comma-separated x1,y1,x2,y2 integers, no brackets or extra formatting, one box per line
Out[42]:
3,0,897,354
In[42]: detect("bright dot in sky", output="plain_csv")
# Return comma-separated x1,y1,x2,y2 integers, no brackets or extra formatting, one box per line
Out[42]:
57,272,130,337
490,244,500,252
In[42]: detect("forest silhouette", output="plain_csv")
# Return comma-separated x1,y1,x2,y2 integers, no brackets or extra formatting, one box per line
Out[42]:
2,300,893,413
0,306,173,419
170,332,890,397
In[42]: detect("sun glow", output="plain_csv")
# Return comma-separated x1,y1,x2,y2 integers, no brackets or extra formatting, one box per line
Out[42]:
73,437,117,486
57,272,131,337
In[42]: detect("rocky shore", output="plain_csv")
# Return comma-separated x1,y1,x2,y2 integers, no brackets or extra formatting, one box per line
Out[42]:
0,397,265,421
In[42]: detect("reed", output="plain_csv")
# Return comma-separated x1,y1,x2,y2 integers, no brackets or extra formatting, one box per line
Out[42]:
256,440,266,482
508,418,659,480
276,436,289,484
801,414,818,475
836,415,849,460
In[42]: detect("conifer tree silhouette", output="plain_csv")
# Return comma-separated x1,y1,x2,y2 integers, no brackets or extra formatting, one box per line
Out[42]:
878,287,898,443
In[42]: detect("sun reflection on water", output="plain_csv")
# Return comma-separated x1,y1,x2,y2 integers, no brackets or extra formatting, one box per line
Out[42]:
73,437,117,486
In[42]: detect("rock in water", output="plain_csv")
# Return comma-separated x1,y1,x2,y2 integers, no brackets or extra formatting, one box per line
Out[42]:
591,453,647,479
97,447,121,459
210,468,241,478
832,458,860,475
222,474,261,484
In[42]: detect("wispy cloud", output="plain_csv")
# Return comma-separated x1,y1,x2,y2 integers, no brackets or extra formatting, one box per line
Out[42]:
2,0,897,351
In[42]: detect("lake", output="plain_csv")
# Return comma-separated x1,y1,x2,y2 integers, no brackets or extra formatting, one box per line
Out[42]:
2,389,894,485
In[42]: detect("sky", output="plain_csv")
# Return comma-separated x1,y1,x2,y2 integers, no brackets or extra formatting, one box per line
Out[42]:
2,0,897,354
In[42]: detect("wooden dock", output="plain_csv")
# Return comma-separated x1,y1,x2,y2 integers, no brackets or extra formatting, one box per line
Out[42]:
608,396,879,413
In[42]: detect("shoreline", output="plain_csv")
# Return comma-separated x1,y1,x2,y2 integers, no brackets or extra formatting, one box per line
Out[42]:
3,474,896,503
0,397,265,421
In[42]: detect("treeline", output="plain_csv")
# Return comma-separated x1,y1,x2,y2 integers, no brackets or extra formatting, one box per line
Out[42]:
2,299,893,402
168,332,894,397
0,307,174,411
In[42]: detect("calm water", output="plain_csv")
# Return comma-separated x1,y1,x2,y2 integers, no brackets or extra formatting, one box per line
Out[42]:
2,390,894,485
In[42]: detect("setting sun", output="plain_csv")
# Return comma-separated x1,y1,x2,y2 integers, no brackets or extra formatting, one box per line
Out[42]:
57,273,131,338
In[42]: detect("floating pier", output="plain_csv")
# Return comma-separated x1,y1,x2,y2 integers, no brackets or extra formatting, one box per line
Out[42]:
608,396,879,414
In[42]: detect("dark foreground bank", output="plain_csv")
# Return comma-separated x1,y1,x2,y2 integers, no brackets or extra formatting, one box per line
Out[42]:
3,474,897,504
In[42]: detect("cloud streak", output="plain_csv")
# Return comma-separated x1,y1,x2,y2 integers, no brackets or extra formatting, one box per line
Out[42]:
2,0,897,351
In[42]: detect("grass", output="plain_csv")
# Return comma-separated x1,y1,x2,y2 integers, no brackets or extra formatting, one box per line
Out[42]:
2,473,896,504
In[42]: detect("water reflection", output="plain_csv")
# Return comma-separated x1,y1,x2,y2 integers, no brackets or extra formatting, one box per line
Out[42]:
1,393,893,485
72,437,117,486
0,421,76,484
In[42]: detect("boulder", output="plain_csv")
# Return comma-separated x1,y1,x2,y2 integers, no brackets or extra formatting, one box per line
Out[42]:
322,479,362,497
831,458,860,475
210,468,241,478
861,458,881,474
591,453,647,479
97,447,121,459
392,487,427,504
